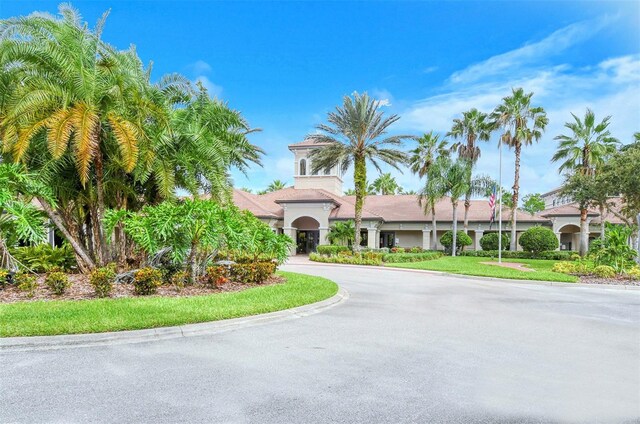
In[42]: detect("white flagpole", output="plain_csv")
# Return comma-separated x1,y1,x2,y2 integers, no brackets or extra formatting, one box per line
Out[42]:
498,138,503,264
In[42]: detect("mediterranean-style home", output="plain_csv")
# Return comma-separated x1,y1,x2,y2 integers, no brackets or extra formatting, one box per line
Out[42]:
233,140,625,255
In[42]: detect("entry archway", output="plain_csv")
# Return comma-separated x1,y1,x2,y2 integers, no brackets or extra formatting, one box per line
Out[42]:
558,224,580,251
291,216,320,254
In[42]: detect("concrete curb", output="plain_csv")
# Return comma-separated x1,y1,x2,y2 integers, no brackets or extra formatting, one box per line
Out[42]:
285,261,640,291
0,287,349,352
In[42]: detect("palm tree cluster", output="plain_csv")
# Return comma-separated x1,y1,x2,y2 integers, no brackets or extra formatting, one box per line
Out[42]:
0,5,262,271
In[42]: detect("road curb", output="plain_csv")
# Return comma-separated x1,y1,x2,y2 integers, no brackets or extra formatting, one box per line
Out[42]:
0,287,349,352
284,261,640,291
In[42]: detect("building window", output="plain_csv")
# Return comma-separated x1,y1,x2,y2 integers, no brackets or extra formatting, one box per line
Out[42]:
299,159,306,176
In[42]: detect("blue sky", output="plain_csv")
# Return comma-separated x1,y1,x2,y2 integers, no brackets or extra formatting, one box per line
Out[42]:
3,1,639,197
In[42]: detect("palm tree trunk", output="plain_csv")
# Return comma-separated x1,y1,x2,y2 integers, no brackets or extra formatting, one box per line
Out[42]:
93,147,108,265
463,190,471,234
452,201,458,257
37,197,96,273
599,204,605,241
510,142,521,251
431,205,437,250
579,208,589,256
353,156,366,251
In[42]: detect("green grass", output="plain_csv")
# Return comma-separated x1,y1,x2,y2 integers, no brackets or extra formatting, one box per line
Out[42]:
0,271,338,338
385,256,578,283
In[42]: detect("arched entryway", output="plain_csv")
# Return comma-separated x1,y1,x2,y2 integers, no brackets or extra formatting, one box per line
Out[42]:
558,224,580,251
291,216,320,254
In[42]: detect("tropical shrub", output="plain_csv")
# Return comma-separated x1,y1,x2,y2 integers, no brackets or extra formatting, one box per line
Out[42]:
589,224,637,273
360,247,390,254
89,266,116,298
205,266,229,288
382,251,443,263
552,262,577,274
309,253,382,266
10,244,77,273
626,266,640,280
45,271,70,295
327,221,355,246
15,272,37,297
228,262,276,284
519,227,559,253
479,233,509,251
133,268,163,295
0,269,8,289
440,231,472,255
390,247,406,254
316,245,352,256
460,250,577,260
409,246,423,253
593,265,616,279
171,271,191,292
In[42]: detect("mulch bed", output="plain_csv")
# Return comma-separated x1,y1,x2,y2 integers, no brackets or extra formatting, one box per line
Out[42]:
0,274,285,304
578,275,640,286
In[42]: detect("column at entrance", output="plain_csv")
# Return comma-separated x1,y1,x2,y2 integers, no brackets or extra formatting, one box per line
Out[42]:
367,228,378,249
319,227,329,246
422,228,431,251
283,227,297,256
475,230,484,251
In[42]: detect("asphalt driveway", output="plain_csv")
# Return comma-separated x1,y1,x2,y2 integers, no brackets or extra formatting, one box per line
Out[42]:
1,263,639,423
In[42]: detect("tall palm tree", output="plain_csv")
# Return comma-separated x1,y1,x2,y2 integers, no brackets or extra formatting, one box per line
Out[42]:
491,88,548,250
552,109,619,255
410,132,449,249
424,157,472,256
447,109,494,233
370,173,400,195
308,92,411,249
266,179,287,192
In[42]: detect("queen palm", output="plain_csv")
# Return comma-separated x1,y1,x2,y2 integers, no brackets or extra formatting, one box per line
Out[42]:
491,88,548,250
308,92,411,249
423,157,472,256
447,109,494,233
410,132,449,249
266,179,287,192
370,173,400,195
552,109,619,255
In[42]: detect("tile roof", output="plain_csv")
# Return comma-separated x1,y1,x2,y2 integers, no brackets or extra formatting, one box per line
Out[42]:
288,139,332,149
540,198,625,224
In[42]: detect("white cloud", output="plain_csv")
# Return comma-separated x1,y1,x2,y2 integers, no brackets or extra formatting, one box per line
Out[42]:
371,88,394,107
189,60,212,75
195,76,223,98
422,66,438,74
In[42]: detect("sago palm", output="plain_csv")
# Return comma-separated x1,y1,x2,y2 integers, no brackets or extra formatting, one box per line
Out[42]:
552,108,619,255
491,88,548,250
447,108,494,233
308,92,411,249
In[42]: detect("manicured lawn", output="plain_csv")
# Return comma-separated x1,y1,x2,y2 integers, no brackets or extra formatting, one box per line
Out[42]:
385,256,578,283
0,271,338,337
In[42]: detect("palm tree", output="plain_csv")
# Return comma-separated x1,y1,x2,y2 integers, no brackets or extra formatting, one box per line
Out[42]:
266,179,287,193
424,157,472,256
328,220,355,246
308,92,411,249
552,109,619,255
410,132,449,249
491,88,548,250
343,188,357,196
370,173,400,195
447,109,494,233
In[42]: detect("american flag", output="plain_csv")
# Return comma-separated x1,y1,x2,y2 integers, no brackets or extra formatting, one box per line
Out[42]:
488,185,497,229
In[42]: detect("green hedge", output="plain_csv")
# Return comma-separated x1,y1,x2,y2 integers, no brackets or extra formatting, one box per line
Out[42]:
316,245,352,255
460,250,579,260
382,251,443,263
309,253,382,266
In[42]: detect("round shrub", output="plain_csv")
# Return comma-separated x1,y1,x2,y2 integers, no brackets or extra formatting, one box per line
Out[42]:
45,271,70,295
133,267,163,295
205,266,229,288
552,262,576,274
593,265,616,279
479,233,509,251
15,272,38,298
519,226,559,253
89,265,116,298
626,266,640,280
440,230,472,255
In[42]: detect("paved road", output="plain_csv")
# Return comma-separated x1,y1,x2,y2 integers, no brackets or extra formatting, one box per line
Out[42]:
2,264,639,423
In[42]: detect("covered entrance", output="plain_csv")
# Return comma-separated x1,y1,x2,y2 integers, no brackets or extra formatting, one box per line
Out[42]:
291,216,321,254
380,231,396,249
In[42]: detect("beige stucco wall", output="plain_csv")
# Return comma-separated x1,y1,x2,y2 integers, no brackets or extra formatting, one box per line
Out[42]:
291,147,343,195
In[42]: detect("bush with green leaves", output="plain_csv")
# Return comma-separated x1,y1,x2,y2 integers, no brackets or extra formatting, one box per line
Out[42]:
106,199,292,281
382,251,443,263
593,265,616,279
89,266,116,298
551,262,577,274
10,244,76,273
0,268,9,289
171,271,191,291
626,266,640,280
461,250,577,260
15,272,38,297
440,231,472,255
518,226,559,253
589,223,637,273
228,262,277,284
309,253,382,266
327,220,355,246
316,245,352,256
45,271,70,295
479,233,509,251
133,267,163,295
